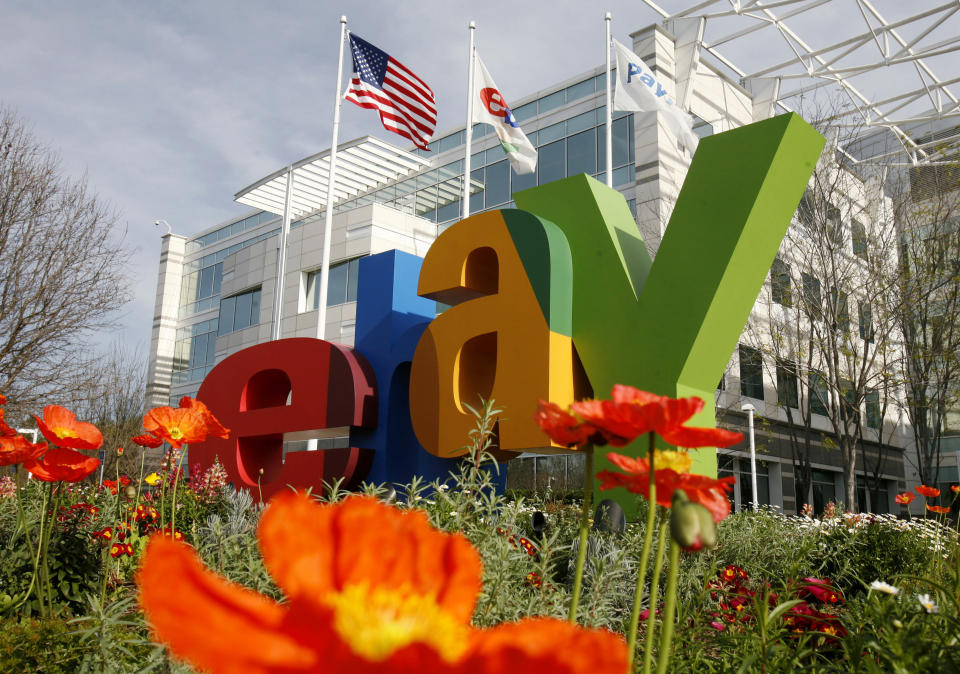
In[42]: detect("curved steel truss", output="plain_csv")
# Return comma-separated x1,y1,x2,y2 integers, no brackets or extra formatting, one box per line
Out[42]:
642,0,960,166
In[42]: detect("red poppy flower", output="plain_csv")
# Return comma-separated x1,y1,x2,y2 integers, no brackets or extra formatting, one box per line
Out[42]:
534,400,598,447
952,485,960,495
142,407,209,449
178,397,230,440
23,447,100,482
0,435,46,466
138,493,628,674
926,504,950,515
597,452,735,522
132,433,164,449
895,492,916,505
34,405,103,451
916,485,941,498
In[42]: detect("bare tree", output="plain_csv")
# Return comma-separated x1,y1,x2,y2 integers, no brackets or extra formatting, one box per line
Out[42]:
71,340,149,477
893,147,960,488
0,107,131,416
789,142,903,512
736,109,906,513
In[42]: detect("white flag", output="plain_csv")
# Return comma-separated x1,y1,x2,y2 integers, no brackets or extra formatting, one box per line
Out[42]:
612,38,699,152
472,56,537,174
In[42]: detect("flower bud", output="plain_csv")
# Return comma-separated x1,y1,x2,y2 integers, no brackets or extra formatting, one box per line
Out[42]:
124,485,137,500
670,489,717,552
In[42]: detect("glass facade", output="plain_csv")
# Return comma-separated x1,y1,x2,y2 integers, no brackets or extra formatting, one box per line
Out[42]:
329,108,638,232
306,258,362,310
185,211,277,254
179,228,279,318
218,288,262,336
171,317,219,386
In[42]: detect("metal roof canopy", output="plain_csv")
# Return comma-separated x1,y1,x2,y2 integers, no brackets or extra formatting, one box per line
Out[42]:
642,0,960,166
234,136,428,219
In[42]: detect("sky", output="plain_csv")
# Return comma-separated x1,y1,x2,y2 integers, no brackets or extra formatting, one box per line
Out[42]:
1,1,957,358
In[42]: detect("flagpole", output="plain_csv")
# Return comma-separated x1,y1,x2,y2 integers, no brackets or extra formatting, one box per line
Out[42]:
316,15,348,342
605,11,613,188
271,165,294,340
463,21,476,218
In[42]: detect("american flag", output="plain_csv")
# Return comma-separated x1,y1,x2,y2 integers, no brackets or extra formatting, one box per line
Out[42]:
344,34,437,150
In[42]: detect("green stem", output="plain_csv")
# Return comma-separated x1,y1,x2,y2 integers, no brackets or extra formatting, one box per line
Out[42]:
626,431,658,669
115,453,123,532
170,452,183,537
568,444,594,623
16,483,49,617
656,540,682,674
134,448,146,514
98,546,109,606
39,483,62,616
643,514,670,674
14,467,34,549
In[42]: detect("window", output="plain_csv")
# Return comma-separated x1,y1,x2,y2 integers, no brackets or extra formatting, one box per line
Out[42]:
866,389,881,429
858,301,873,342
172,317,219,384
851,219,868,259
797,190,815,229
306,258,361,310
739,345,764,400
812,469,838,515
538,141,565,185
771,258,792,306
484,160,510,207
856,475,889,514
566,128,596,176
218,288,261,336
829,288,849,332
826,206,844,246
776,359,799,409
801,272,821,316
739,460,770,510
809,371,829,416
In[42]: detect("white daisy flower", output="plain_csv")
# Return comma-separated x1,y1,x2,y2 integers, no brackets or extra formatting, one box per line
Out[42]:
917,593,938,614
869,580,900,595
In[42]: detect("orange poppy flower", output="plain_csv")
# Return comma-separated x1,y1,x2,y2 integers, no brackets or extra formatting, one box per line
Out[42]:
951,485,960,495
597,451,736,522
916,485,941,498
24,446,100,482
178,397,230,440
34,405,103,451
0,435,46,466
537,385,744,450
926,504,950,515
138,494,628,674
895,492,915,505
131,433,164,449
142,407,209,449
571,386,743,449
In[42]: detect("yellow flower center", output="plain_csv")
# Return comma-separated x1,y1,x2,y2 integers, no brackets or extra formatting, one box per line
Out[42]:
168,427,184,440
52,426,79,439
651,449,693,474
326,583,469,663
